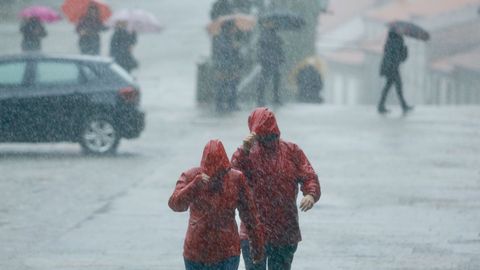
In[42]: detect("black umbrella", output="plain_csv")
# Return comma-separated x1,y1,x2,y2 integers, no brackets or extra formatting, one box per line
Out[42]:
389,21,430,41
259,12,305,31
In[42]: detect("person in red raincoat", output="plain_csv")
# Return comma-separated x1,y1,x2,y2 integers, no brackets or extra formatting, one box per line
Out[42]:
169,139,265,270
231,107,321,270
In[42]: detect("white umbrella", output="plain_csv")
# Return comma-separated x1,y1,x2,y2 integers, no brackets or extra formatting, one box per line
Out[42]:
107,9,162,33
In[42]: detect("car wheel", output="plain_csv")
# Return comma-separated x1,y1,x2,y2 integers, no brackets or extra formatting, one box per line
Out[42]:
80,115,120,155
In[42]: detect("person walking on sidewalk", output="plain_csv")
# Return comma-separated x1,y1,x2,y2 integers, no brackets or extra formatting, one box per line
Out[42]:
169,139,264,270
110,21,138,73
20,17,47,52
378,30,413,114
76,4,106,55
212,21,242,112
231,107,321,270
256,23,285,106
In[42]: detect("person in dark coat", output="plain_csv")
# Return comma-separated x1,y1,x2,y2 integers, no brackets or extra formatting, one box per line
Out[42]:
296,65,324,103
169,139,265,270
20,17,47,52
256,23,285,106
231,107,321,270
378,30,413,114
210,0,233,20
110,21,138,73
212,21,242,112
76,4,106,55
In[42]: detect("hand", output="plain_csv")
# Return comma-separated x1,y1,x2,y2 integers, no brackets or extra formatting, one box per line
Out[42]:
300,194,315,212
200,173,210,185
251,249,264,265
242,132,257,153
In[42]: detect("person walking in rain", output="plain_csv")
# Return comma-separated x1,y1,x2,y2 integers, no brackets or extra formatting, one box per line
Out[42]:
76,4,106,55
169,140,265,270
20,17,47,52
231,107,321,270
110,21,138,73
256,23,285,106
212,21,242,112
378,30,413,114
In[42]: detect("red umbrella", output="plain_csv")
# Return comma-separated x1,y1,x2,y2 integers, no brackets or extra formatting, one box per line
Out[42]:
61,0,111,23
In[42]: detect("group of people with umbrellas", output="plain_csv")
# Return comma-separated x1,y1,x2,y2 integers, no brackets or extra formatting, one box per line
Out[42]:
209,6,307,112
18,0,162,73
210,5,431,115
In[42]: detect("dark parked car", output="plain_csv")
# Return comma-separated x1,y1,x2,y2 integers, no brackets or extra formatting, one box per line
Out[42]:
0,54,145,154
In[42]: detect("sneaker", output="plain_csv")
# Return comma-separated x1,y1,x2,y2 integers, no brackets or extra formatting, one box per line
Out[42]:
378,107,390,114
402,105,414,114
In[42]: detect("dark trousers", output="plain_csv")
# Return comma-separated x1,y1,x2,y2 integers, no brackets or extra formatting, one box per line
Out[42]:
241,240,297,270
184,256,240,270
378,72,408,109
256,67,281,106
79,35,100,55
215,79,239,112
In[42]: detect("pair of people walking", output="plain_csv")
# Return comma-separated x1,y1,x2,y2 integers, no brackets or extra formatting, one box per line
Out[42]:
76,4,138,73
169,107,321,270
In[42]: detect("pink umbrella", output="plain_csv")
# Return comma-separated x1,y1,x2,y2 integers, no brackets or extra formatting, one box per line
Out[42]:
20,6,62,23
107,9,162,33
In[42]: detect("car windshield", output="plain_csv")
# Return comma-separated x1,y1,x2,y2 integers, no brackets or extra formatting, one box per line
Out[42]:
110,63,135,84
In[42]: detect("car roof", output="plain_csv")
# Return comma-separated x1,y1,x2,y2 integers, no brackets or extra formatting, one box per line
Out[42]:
0,53,113,64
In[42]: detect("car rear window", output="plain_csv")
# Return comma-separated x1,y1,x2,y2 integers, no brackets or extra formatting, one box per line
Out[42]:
36,62,80,85
0,61,27,86
110,63,135,84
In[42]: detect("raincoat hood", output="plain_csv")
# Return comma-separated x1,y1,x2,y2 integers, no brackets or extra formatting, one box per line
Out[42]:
200,139,231,177
248,107,281,137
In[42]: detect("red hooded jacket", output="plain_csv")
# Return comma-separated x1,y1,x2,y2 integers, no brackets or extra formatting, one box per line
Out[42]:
168,140,264,264
231,108,321,246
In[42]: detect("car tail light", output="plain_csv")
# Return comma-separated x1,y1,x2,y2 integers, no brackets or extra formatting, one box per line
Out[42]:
119,87,139,105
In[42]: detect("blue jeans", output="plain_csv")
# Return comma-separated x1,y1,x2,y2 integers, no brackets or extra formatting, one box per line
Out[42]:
184,256,240,270
241,240,297,270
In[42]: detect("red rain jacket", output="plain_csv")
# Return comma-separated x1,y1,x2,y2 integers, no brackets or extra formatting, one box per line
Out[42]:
232,108,321,246
169,140,264,264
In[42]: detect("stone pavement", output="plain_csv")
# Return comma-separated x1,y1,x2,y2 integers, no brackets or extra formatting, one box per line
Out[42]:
8,105,479,270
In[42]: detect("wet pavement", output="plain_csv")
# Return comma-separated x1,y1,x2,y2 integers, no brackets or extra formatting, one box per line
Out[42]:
1,1,480,269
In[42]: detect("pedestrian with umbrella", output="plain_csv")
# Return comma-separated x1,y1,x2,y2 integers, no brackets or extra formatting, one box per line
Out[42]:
19,6,60,52
107,9,163,73
20,17,47,52
109,21,137,73
76,3,107,55
168,139,265,270
211,19,247,112
378,21,429,114
255,12,305,106
62,0,111,55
